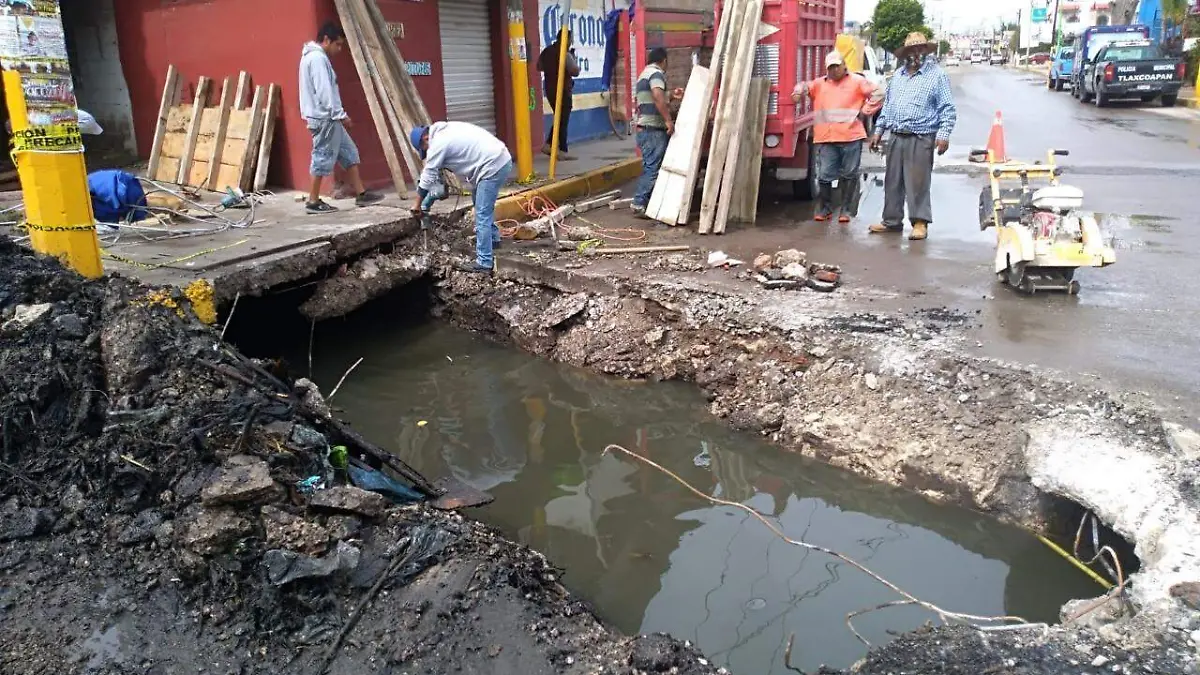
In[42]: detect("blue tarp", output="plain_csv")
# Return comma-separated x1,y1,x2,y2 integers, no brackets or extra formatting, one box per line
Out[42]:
87,169,147,224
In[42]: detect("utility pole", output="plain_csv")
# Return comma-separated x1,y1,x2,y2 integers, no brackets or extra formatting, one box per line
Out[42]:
1050,0,1061,47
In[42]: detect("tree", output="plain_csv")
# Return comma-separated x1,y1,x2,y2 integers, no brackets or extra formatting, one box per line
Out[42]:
872,0,927,53
938,39,951,55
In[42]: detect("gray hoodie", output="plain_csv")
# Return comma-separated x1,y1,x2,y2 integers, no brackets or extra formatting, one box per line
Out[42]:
299,42,346,122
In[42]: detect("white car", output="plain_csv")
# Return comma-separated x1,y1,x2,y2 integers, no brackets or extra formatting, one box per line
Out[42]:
990,53,1006,65
945,55,962,66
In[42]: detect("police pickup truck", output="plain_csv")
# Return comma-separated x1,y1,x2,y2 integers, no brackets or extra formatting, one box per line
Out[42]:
1078,39,1185,107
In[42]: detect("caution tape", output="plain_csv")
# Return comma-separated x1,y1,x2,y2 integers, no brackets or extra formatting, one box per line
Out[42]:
9,123,84,155
21,221,95,233
102,239,250,271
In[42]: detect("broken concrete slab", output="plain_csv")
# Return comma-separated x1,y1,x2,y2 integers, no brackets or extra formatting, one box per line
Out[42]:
201,456,279,506
179,508,252,555
1,303,52,333
0,505,55,542
262,505,329,555
538,292,589,330
1164,421,1200,461
299,253,430,321
308,486,388,518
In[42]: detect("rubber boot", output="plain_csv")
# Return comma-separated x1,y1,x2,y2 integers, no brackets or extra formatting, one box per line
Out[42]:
828,182,845,222
814,182,834,221
839,176,861,223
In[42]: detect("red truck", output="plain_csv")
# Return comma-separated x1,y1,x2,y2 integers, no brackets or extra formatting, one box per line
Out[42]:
623,0,843,200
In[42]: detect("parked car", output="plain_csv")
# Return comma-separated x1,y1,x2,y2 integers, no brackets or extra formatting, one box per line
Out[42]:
1071,24,1151,96
990,52,1006,65
1028,52,1051,65
971,50,984,64
1048,46,1075,91
945,55,962,66
1078,39,1185,107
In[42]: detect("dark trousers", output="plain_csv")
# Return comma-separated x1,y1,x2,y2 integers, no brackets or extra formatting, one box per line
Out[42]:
882,133,935,229
545,89,573,152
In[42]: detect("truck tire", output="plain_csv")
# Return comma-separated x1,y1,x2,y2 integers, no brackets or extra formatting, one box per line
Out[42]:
1054,78,1064,92
1095,88,1108,107
1163,94,1179,107
791,138,818,201
1080,84,1093,103
1047,76,1056,90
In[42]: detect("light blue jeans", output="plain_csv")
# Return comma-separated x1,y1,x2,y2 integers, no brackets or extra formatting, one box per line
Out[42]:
633,127,669,208
473,160,513,269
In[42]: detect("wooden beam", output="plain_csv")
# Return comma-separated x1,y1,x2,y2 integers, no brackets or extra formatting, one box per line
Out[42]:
253,83,281,192
234,71,251,109
236,86,267,192
712,0,765,234
727,77,769,224
697,0,753,233
333,0,408,197
175,76,212,185
147,65,181,181
204,76,236,189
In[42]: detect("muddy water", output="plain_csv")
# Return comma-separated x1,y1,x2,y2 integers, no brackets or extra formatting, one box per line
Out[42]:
295,320,1101,674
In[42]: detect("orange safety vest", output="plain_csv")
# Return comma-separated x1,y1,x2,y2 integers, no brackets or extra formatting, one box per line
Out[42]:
803,73,879,144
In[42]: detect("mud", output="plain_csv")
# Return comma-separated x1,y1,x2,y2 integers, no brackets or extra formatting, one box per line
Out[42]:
0,239,718,675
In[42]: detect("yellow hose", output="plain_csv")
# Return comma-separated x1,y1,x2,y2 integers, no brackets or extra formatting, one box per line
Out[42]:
1036,534,1114,589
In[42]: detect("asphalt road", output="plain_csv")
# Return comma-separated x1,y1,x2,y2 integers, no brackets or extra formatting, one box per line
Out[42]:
772,64,1200,420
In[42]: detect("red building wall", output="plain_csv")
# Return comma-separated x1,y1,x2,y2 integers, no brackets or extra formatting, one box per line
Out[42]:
113,0,454,192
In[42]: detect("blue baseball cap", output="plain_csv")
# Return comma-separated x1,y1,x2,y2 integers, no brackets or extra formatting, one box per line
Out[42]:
410,126,428,159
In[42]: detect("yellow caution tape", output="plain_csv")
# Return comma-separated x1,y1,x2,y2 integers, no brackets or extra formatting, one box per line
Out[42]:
9,123,84,155
102,239,249,271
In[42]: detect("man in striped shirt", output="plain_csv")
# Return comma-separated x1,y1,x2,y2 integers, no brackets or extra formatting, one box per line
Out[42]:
632,48,683,218
868,32,957,241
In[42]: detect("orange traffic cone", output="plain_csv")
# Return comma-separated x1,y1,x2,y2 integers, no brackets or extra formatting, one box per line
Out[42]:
986,111,1007,163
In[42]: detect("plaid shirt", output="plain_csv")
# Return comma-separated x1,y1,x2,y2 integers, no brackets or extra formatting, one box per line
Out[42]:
876,57,956,141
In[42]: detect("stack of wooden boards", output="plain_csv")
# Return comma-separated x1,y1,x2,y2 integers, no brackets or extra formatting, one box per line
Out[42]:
645,0,771,233
147,67,281,193
333,0,459,195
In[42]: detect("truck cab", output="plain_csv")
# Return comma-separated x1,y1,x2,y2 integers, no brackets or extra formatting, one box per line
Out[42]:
1049,45,1074,91
1080,39,1185,107
1072,24,1151,98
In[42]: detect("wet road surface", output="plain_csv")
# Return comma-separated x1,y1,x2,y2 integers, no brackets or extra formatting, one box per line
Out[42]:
298,319,1102,674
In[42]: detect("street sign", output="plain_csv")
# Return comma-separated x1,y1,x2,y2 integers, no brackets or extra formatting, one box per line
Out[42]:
1032,7,1048,22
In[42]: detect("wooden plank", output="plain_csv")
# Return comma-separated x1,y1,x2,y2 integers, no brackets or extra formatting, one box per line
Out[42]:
712,2,764,235
146,65,181,181
204,76,236,189
186,107,222,186
347,0,420,188
175,76,212,185
234,72,251,109
253,83,281,192
728,78,769,224
646,65,710,224
697,0,754,233
236,86,268,192
334,0,407,197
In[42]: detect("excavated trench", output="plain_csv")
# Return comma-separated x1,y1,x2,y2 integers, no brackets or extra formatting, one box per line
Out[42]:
221,246,1198,674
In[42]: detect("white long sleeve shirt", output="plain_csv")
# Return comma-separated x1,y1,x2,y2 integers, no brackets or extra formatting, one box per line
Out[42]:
418,121,511,190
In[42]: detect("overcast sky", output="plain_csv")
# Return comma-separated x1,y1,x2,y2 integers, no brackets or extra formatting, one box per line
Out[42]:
847,0,1033,32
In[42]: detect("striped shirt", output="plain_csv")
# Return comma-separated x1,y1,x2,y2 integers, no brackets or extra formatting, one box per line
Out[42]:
876,56,957,141
635,64,668,129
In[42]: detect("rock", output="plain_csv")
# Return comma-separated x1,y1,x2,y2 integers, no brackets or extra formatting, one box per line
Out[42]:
865,373,879,391
1171,582,1200,610
755,403,784,431
1164,422,1200,461
51,313,86,338
1191,628,1200,646
1092,655,1110,667
309,486,388,518
539,293,589,330
201,456,278,505
180,508,251,555
326,515,363,541
263,540,361,586
644,327,666,346
1,303,52,332
294,378,332,419
61,485,87,515
487,644,503,658
262,505,329,555
780,263,808,281
752,254,772,272
773,249,806,269
118,509,164,545
0,506,56,542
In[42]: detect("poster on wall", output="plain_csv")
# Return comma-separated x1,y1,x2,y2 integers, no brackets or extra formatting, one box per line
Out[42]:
0,0,81,151
538,0,628,142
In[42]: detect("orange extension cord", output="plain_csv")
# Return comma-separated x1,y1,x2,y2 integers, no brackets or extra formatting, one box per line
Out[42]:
497,193,647,243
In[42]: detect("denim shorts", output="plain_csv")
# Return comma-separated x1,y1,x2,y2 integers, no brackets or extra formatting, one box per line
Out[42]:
308,118,360,177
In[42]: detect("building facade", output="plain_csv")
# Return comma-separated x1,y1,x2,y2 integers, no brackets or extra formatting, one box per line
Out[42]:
52,0,683,192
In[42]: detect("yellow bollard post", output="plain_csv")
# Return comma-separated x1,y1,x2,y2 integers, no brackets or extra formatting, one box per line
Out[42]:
3,76,101,279
1193,59,1200,109
507,0,536,183
548,0,573,180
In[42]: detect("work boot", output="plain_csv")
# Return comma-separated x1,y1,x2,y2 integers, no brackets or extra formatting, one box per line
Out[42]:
869,223,902,234
839,176,860,223
909,221,929,241
355,191,384,207
814,182,834,221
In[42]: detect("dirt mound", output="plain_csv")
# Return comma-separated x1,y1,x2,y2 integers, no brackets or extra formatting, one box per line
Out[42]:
0,241,718,675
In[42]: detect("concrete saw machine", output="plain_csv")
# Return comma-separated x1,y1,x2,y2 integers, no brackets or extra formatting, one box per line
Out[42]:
975,148,1116,294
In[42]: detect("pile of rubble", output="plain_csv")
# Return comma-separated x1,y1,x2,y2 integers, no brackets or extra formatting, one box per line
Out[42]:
751,249,843,292
0,240,717,675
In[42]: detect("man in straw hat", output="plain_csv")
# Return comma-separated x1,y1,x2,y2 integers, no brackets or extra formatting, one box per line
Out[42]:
868,31,956,241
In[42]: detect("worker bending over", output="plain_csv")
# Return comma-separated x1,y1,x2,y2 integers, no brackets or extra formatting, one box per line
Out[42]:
792,50,882,223
411,122,513,274
869,32,956,241
631,47,684,218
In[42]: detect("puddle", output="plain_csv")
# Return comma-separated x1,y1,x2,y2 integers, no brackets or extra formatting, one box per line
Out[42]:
287,320,1102,673
76,625,121,671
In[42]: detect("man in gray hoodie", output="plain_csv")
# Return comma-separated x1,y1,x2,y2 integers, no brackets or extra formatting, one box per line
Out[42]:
298,21,382,214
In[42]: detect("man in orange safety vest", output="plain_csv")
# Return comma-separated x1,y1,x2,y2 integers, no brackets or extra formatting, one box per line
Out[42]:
791,50,883,223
